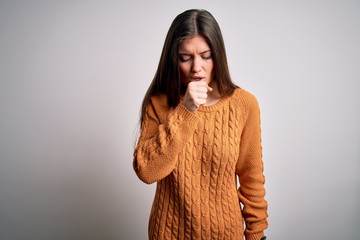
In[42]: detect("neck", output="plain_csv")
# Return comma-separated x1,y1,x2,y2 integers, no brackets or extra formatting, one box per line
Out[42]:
205,82,221,106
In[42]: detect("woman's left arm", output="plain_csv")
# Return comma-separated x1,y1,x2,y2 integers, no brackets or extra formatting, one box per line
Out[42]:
235,93,268,240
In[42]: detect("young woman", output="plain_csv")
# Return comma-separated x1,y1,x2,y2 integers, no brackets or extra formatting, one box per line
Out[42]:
133,9,268,240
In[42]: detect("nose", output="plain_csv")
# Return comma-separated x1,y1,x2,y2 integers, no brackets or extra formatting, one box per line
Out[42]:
191,57,202,73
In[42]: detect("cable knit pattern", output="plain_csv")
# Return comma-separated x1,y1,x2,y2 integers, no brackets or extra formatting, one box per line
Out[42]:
133,88,268,240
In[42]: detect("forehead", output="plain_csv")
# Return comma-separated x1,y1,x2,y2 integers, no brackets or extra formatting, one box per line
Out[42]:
179,35,210,52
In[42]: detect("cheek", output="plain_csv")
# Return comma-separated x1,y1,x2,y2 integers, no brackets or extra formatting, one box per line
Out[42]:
207,62,214,76
206,61,214,71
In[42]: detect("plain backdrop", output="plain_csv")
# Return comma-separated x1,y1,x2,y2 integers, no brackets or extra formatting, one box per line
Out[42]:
0,0,359,239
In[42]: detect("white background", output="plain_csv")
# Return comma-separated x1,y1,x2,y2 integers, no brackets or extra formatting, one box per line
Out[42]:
0,1,359,239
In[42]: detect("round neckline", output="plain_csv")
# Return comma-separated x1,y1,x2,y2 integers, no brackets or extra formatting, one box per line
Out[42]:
197,88,240,112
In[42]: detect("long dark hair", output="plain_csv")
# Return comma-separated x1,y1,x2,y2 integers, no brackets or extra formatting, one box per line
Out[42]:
140,9,236,124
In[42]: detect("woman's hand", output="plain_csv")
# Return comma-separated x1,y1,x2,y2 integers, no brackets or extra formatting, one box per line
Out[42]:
182,81,213,112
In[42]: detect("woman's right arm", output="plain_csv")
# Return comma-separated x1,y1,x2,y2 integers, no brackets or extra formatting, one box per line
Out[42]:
133,98,198,184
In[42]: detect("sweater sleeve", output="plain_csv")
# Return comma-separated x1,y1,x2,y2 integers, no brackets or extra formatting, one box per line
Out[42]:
133,97,199,184
235,93,268,240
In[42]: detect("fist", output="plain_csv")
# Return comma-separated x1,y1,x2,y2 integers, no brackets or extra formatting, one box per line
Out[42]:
182,81,213,112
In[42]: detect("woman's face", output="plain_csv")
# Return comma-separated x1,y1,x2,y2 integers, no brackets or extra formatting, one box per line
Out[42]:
178,35,214,86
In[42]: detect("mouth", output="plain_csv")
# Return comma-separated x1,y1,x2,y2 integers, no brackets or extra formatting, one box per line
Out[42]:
190,76,205,81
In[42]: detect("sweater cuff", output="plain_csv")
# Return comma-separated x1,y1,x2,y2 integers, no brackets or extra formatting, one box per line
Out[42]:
246,231,265,240
174,103,199,125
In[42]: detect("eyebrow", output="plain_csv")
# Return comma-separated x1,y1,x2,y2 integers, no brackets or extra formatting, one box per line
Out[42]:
178,50,211,55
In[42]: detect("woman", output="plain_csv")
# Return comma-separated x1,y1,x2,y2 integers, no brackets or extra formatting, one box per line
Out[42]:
133,9,268,240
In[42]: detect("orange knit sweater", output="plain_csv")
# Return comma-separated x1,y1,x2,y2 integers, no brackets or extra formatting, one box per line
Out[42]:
133,88,268,240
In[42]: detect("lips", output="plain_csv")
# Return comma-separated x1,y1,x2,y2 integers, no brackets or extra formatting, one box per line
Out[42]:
190,76,205,81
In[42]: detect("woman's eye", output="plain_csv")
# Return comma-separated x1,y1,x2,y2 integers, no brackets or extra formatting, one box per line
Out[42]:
202,54,212,60
179,55,191,62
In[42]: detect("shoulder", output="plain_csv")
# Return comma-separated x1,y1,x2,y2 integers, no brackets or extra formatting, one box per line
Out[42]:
230,88,262,125
149,93,169,109
148,94,171,122
232,87,260,110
